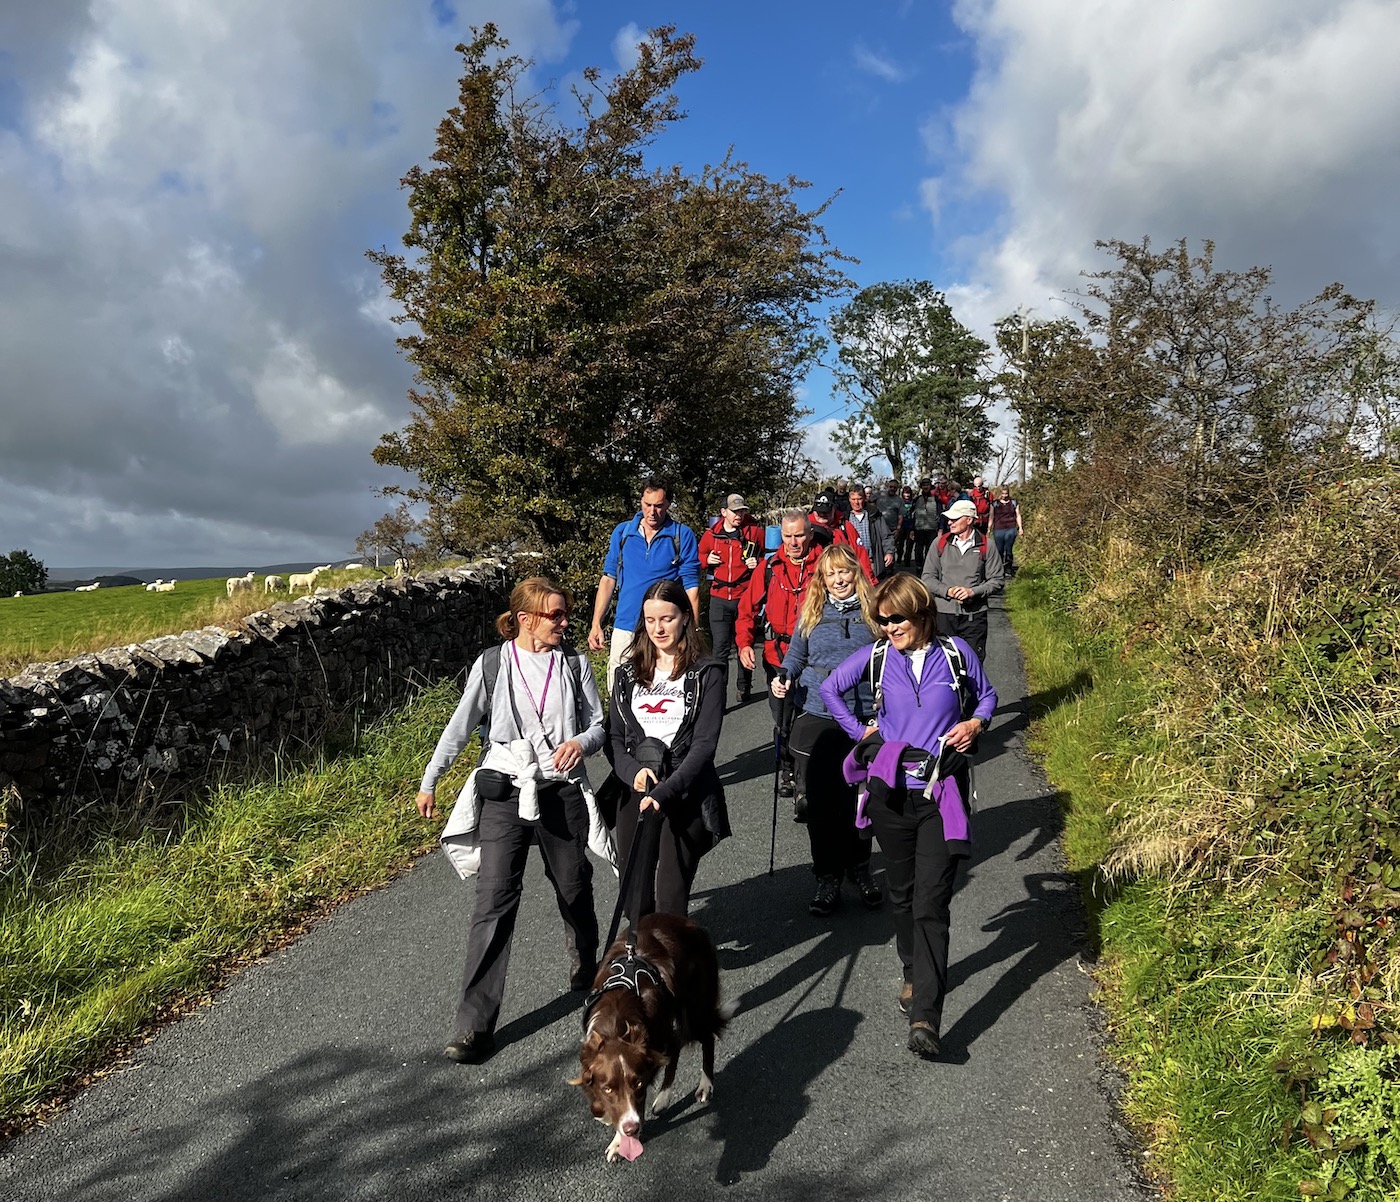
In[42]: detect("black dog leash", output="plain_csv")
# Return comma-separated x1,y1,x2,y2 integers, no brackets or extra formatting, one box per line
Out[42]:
583,809,666,1027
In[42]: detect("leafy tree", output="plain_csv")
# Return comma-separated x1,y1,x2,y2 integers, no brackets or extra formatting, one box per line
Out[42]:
1074,238,1372,482
993,315,1104,476
1017,237,1384,568
355,503,423,569
0,549,46,595
368,25,849,593
829,281,995,483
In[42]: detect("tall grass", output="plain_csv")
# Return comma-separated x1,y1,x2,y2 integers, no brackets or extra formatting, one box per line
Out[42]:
1008,468,1400,1201
0,679,465,1131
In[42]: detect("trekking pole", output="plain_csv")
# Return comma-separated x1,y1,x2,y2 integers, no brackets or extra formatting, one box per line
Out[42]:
768,669,790,876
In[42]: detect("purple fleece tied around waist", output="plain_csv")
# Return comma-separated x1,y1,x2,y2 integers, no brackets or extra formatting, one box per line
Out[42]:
842,738,969,842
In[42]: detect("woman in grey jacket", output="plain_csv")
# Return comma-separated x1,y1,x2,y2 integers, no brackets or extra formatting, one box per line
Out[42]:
771,544,882,916
415,576,607,1066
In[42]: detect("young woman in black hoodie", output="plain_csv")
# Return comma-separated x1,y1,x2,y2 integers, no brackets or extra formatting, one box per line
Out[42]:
607,578,730,916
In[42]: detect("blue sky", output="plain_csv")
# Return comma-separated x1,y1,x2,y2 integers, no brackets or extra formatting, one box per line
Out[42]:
2,0,1398,567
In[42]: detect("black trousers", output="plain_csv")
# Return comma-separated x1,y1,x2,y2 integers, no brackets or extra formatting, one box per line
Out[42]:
708,596,751,697
913,530,936,570
935,610,989,664
614,789,709,918
452,780,597,1037
863,784,961,1031
788,712,871,879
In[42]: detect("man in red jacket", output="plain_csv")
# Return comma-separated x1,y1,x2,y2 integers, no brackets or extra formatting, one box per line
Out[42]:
808,490,877,581
699,493,766,705
737,510,818,797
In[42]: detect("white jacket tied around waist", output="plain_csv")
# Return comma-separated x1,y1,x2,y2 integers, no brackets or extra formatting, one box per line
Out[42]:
421,644,617,880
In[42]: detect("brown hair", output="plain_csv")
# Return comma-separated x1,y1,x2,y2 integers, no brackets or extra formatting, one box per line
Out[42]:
796,544,878,637
625,578,707,685
495,576,571,640
871,574,937,647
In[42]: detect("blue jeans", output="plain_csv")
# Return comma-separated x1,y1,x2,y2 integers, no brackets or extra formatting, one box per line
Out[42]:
993,529,1017,570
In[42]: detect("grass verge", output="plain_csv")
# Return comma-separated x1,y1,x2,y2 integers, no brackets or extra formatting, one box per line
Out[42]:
1006,567,1361,1201
0,679,467,1134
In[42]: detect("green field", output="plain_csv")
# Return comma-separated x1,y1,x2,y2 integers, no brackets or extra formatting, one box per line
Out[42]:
0,570,389,677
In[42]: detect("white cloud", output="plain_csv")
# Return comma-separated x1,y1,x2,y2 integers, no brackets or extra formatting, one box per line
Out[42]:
854,43,908,83
802,417,852,478
613,22,645,71
938,0,1400,333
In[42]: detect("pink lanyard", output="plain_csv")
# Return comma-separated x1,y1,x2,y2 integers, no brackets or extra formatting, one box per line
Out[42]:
511,644,555,722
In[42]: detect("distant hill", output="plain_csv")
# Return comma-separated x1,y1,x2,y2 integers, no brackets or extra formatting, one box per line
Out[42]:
47,560,366,583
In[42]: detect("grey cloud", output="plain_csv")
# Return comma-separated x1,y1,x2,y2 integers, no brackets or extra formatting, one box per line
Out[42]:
0,0,572,567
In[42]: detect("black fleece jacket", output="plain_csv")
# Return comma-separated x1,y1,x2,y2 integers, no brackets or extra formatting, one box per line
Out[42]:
606,656,731,847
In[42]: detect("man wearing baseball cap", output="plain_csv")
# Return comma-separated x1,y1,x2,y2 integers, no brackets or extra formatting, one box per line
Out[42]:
698,493,766,704
920,497,1005,662
808,490,876,580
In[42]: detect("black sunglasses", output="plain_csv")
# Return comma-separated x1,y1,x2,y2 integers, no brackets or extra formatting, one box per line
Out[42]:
876,613,912,626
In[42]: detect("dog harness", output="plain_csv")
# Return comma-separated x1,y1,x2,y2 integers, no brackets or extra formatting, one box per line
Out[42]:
581,933,671,1028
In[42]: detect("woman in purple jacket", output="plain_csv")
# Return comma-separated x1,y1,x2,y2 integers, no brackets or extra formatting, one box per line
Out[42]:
820,574,996,1060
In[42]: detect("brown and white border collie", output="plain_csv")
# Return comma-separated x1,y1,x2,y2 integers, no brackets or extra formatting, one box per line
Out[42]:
569,912,732,1162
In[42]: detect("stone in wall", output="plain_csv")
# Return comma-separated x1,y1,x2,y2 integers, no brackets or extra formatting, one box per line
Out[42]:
0,562,511,858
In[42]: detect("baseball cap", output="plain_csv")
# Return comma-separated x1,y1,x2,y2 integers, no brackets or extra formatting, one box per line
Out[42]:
724,493,750,512
943,499,978,521
812,490,835,513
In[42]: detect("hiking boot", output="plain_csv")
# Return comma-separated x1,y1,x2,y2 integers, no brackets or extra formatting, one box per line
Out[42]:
568,952,598,992
908,1021,940,1059
444,1031,495,1064
792,792,808,823
736,685,752,705
808,876,841,917
778,766,795,798
850,865,882,909
898,981,913,1016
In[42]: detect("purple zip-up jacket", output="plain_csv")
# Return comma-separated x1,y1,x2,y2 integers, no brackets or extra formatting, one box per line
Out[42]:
819,638,996,753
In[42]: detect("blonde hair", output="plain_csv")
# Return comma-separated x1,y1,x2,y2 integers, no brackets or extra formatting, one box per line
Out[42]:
496,576,572,640
871,574,937,647
797,544,877,637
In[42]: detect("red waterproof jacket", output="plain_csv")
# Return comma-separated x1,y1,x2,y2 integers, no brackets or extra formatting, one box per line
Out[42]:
806,515,877,582
736,551,821,669
698,518,767,601
970,486,993,531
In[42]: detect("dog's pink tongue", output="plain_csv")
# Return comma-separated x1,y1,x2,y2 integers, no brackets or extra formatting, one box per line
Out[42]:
618,1134,644,1161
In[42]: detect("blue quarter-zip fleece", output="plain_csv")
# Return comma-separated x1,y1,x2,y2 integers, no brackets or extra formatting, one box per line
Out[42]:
780,599,877,721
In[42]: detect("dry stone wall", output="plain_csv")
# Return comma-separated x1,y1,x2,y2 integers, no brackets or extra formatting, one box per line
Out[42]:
0,564,510,856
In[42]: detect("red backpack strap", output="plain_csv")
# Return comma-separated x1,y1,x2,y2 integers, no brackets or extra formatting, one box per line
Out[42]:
936,532,949,554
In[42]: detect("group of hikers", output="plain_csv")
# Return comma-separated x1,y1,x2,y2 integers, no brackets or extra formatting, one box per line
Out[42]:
415,473,1021,1065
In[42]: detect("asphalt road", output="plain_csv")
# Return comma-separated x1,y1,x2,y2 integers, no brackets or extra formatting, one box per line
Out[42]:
0,603,1156,1202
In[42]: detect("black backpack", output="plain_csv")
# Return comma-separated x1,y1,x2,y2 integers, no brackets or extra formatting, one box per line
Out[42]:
867,637,977,722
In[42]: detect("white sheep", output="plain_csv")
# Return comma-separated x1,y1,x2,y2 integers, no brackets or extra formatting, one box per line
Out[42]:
288,566,326,594
12,591,20,598
343,562,363,570
225,571,256,598
393,557,408,576
144,579,164,591
264,575,286,593
155,580,176,592
75,582,100,592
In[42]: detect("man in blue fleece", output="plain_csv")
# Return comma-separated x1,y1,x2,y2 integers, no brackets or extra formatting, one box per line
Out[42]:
588,478,701,682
